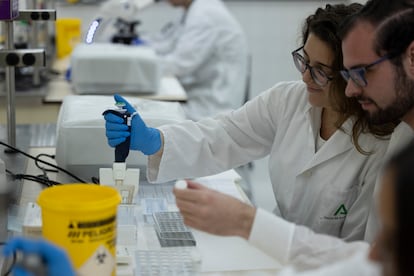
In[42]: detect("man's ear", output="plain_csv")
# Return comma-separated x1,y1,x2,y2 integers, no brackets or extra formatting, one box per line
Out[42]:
406,41,414,78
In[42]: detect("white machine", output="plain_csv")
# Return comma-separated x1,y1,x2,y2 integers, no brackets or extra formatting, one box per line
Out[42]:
55,95,186,183
70,43,161,94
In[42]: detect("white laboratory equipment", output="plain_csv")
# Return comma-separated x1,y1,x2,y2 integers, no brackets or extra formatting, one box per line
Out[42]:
55,95,186,183
70,43,161,94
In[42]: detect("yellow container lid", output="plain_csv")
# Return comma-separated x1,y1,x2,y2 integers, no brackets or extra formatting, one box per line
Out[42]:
37,184,121,212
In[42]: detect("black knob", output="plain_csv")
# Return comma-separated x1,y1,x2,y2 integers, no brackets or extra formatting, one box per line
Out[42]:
6,53,19,66
31,12,40,20
22,53,36,66
41,12,50,20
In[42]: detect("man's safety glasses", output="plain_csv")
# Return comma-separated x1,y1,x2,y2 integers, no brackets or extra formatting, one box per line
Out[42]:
291,46,334,87
340,55,390,87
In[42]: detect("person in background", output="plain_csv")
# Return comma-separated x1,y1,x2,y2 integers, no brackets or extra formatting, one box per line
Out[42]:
144,0,249,120
105,2,396,252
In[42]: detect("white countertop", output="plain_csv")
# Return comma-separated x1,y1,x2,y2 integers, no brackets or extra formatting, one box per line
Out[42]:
18,147,280,276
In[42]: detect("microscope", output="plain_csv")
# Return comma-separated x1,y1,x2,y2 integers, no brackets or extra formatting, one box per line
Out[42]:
111,18,141,45
86,0,155,44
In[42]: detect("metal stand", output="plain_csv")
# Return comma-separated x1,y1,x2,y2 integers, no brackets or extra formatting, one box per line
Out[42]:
0,9,56,148
4,21,17,148
0,3,56,244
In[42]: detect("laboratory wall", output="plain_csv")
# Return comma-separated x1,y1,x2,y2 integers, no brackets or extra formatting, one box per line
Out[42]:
56,0,359,99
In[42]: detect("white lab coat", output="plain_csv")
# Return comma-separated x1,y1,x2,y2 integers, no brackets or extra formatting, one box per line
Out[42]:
246,122,414,271
146,0,249,120
148,81,389,240
276,249,380,276
364,122,414,242
250,208,369,270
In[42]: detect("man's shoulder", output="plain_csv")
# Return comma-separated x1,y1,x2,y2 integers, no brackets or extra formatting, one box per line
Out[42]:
388,122,414,154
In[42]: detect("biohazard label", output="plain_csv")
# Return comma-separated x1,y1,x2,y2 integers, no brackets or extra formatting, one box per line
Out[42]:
77,245,115,276
66,215,117,244
77,216,116,229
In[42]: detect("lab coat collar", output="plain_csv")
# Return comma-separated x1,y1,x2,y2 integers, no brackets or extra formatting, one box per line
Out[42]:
299,104,354,174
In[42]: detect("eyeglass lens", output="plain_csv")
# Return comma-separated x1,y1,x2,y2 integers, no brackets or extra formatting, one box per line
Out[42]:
292,52,329,86
340,55,390,87
340,68,367,87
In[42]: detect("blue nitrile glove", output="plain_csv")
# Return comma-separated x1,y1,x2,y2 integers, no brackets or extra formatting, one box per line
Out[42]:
104,94,162,155
2,237,76,276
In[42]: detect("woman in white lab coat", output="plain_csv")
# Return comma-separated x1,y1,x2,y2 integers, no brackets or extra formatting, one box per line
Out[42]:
145,0,249,120
105,4,396,242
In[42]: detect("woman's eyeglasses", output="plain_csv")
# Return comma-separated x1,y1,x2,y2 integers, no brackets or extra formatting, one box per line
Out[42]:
291,46,334,87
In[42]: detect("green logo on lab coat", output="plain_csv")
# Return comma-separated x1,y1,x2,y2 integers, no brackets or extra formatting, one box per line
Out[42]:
334,204,348,216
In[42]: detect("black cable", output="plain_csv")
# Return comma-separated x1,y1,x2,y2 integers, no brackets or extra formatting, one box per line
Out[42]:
34,174,61,186
6,169,61,187
34,154,58,173
91,176,100,184
18,175,58,187
0,141,86,183
33,154,62,187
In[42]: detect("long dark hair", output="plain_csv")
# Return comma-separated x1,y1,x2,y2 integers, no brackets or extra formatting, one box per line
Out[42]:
301,3,396,154
386,139,414,276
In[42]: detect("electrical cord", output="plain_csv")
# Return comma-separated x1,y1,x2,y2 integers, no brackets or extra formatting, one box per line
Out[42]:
33,154,64,186
91,176,100,184
6,169,61,187
34,154,58,174
0,141,87,183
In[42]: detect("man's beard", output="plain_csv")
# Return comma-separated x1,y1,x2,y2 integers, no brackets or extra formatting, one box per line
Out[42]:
369,65,414,125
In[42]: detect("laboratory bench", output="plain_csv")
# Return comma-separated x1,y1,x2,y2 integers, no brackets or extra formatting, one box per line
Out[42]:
0,55,188,126
41,71,189,104
0,124,280,275
44,57,188,103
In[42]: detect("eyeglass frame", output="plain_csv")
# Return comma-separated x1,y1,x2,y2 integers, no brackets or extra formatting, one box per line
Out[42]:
340,55,391,87
291,46,335,87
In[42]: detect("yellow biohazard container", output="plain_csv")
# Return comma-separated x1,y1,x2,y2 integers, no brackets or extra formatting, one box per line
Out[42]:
37,184,121,276
55,18,82,59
